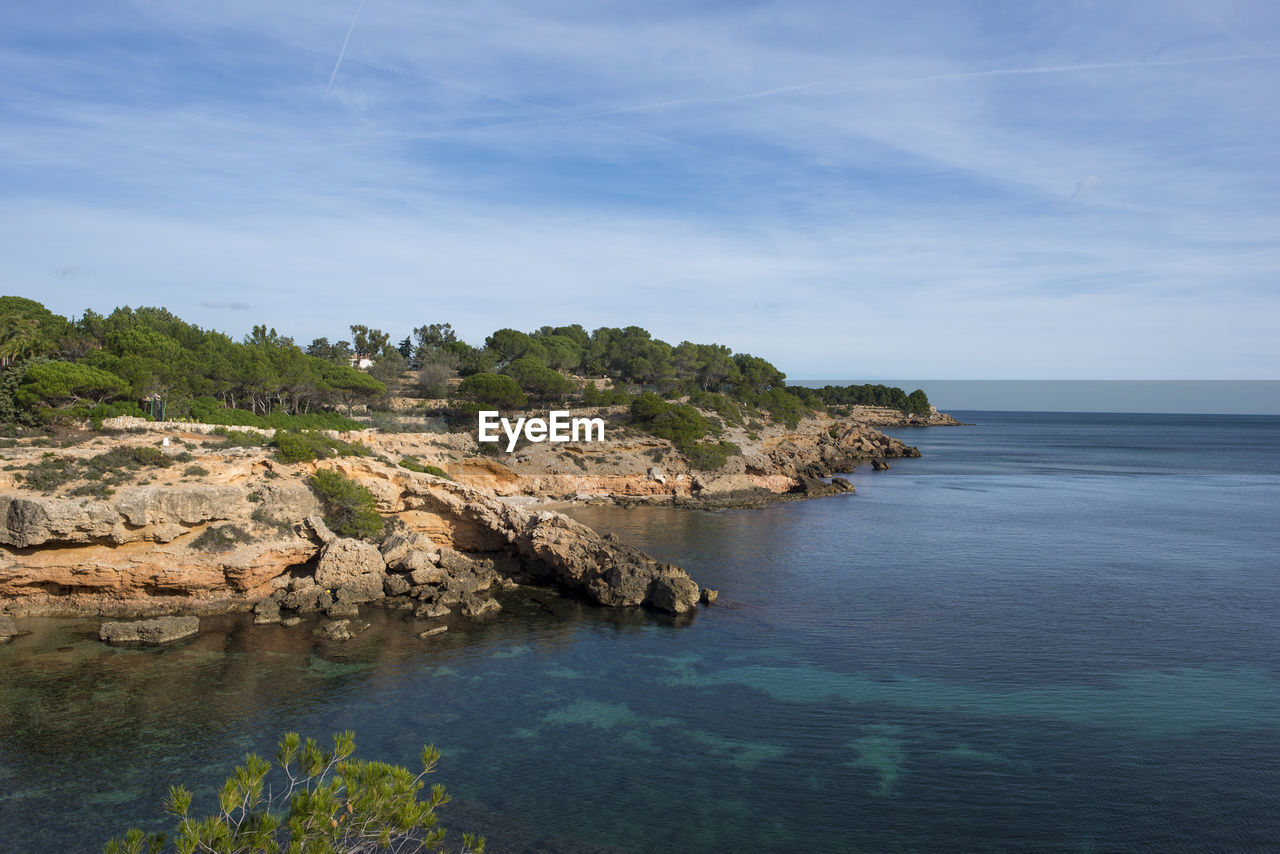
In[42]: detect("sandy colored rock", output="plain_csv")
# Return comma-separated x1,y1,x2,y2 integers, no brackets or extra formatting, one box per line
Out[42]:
99,615,199,645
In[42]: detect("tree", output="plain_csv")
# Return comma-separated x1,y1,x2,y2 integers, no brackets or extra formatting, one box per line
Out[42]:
102,731,484,854
483,329,532,366
905,389,931,415
501,356,570,402
16,361,128,408
0,296,70,366
411,324,458,364
456,372,527,409
349,326,390,363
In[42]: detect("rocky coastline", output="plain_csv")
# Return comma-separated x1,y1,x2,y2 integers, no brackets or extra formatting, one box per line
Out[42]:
0,406,949,639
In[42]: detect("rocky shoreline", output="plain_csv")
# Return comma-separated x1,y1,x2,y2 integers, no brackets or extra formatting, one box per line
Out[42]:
0,406,950,638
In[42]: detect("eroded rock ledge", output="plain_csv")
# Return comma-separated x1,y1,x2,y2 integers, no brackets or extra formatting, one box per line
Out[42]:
0,461,701,620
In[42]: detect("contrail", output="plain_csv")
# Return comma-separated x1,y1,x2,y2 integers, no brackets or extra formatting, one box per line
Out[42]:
580,52,1280,119
324,0,366,101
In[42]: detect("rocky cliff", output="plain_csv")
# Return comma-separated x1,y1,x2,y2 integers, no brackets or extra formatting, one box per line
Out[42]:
0,458,700,620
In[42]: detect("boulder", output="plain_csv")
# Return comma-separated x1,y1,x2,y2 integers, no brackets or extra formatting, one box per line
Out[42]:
282,585,333,613
252,598,281,624
383,574,411,597
458,594,502,619
700,588,719,605
415,603,451,619
380,532,440,570
418,626,448,638
315,619,367,641
305,515,337,544
648,570,701,614
314,538,386,604
326,601,361,618
409,565,447,586
99,616,200,645
0,615,18,642
648,466,667,484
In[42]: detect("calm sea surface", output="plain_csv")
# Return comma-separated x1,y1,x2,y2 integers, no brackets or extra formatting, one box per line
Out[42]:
2,412,1279,852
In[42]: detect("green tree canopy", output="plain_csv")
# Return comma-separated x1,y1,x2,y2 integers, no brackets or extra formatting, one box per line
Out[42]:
457,372,527,409
17,361,128,408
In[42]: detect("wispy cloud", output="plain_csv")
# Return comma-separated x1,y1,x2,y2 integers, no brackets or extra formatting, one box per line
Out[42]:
323,0,365,102
1,0,1278,378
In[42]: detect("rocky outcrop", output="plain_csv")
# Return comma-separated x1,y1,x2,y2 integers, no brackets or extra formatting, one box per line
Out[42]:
99,615,200,645
314,538,387,603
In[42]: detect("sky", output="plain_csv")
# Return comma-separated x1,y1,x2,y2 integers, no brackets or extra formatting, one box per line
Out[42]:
2,0,1278,381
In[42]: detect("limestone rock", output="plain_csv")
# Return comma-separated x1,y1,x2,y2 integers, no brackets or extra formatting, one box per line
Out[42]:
415,603,451,619
99,616,200,645
315,619,367,641
380,532,440,569
252,598,281,624
326,601,361,618
383,574,411,597
459,594,501,619
0,614,18,642
700,588,719,604
418,626,448,638
314,538,385,592
305,515,337,545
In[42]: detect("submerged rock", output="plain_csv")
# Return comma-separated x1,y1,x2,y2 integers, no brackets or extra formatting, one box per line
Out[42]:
99,616,199,645
459,594,501,619
0,614,18,642
315,619,367,641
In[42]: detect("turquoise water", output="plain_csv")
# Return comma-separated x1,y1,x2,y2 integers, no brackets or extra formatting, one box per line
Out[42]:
2,412,1279,851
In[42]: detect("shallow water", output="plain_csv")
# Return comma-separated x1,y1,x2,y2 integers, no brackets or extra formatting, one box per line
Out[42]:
2,412,1279,852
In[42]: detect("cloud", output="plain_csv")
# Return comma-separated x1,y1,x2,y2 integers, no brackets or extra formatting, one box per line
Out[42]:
1,1,1278,378
1072,175,1104,199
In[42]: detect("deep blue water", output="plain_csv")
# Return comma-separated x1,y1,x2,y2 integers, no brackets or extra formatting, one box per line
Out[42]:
2,411,1279,852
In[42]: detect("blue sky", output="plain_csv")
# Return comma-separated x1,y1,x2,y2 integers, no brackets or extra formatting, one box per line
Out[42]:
2,0,1278,379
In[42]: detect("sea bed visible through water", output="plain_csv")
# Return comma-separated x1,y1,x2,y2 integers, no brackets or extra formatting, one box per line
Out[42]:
2,411,1278,852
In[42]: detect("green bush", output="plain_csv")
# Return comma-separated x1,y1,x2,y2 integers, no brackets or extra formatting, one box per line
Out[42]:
629,393,714,445
681,440,740,471
310,469,384,539
191,524,250,552
183,465,210,478
212,428,270,448
102,731,484,854
16,455,79,492
272,430,369,464
399,456,452,480
456,372,527,409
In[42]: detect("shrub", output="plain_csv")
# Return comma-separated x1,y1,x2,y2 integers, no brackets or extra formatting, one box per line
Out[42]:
15,455,79,492
183,465,210,478
191,524,250,552
456,372,527,409
681,440,739,471
102,731,484,854
399,456,452,480
310,469,384,539
629,393,714,445
272,430,368,464
212,428,271,448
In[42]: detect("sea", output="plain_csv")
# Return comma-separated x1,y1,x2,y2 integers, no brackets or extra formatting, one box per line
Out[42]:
2,411,1279,852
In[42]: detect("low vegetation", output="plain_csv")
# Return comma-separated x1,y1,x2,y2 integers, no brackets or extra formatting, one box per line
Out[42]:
310,469,384,539
101,731,484,854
